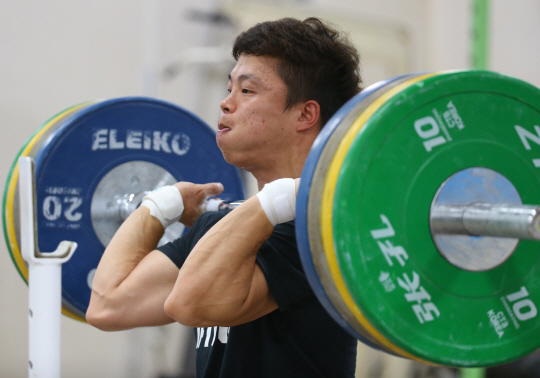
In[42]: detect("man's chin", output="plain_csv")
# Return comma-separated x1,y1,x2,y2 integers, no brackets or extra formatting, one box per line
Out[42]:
220,149,252,170
219,148,238,166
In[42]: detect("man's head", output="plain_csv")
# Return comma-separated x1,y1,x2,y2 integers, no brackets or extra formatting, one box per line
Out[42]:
218,17,362,184
232,17,362,127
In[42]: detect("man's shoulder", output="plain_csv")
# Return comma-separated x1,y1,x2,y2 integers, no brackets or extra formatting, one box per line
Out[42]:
269,220,296,242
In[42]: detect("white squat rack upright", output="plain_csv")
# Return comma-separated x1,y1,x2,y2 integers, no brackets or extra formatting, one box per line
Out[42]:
19,156,78,378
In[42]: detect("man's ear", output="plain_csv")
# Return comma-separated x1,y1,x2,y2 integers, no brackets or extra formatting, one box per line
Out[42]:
296,100,321,131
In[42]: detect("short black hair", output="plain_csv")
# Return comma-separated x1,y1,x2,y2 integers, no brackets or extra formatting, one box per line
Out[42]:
232,17,362,127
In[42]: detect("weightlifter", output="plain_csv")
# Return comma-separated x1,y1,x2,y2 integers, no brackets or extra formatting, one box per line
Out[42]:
87,17,363,377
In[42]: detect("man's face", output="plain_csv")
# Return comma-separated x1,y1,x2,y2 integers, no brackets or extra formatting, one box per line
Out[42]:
217,54,299,169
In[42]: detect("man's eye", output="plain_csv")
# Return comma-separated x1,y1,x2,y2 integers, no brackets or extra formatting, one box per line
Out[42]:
227,89,232,93
242,89,251,94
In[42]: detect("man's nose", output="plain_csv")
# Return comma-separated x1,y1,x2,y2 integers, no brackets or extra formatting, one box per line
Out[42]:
220,93,235,113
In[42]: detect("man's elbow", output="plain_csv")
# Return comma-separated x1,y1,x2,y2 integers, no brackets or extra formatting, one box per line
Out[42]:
86,304,129,332
164,296,190,325
164,295,243,327
164,295,208,327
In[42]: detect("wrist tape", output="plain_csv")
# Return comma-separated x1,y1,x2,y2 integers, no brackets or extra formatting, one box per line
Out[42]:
256,178,296,226
141,186,184,228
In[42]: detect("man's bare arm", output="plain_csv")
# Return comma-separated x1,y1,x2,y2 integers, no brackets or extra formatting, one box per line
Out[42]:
86,206,177,330
164,194,282,328
87,182,223,331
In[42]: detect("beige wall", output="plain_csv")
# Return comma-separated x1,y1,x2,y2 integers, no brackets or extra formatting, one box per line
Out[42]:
1,0,539,377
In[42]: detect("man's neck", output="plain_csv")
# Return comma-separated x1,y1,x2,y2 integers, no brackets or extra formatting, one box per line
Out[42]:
251,153,307,191
249,126,320,190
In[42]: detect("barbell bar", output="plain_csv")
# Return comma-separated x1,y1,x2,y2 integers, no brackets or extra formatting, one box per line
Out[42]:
430,203,540,241
5,70,540,367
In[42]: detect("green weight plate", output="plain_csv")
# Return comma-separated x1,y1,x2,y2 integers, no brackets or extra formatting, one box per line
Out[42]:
323,70,540,366
304,72,430,358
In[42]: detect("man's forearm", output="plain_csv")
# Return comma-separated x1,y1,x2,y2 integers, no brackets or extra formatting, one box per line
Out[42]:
87,206,165,324
91,207,164,292
165,195,276,326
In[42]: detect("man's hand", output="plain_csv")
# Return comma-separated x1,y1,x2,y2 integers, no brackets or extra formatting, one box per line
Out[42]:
175,182,224,227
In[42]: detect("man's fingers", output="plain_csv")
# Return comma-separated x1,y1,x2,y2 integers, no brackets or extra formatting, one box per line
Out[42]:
203,182,224,197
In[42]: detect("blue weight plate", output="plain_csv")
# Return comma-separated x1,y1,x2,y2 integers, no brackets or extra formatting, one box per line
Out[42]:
33,97,245,318
296,74,419,350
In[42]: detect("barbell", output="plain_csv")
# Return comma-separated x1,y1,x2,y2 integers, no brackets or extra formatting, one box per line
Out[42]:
5,70,540,367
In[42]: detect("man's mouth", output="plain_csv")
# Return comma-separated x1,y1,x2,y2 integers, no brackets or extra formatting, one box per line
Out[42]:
218,123,231,131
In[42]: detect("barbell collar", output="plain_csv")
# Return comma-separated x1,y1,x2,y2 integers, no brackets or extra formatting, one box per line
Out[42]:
430,203,540,240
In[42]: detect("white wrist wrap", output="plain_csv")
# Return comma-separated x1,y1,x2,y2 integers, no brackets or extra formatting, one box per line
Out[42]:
256,178,296,226
141,186,184,228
